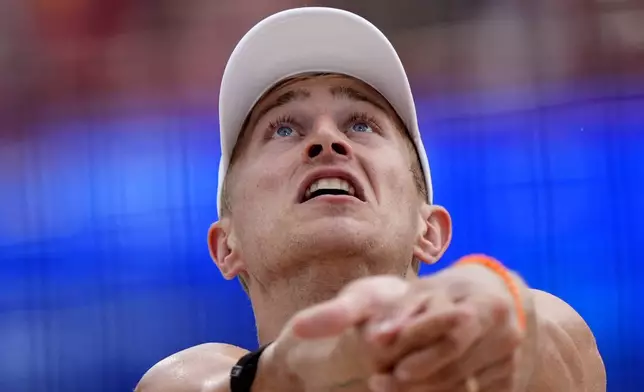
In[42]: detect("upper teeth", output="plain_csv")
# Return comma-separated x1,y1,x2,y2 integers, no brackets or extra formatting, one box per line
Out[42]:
305,177,356,199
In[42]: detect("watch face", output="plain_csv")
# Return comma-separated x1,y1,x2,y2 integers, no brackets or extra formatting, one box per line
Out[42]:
231,346,270,391
231,364,244,377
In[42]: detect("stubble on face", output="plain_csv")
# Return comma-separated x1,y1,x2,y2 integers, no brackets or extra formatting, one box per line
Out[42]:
225,74,424,297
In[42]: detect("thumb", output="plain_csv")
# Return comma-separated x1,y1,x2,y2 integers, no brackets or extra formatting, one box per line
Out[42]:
291,276,409,339
290,292,370,339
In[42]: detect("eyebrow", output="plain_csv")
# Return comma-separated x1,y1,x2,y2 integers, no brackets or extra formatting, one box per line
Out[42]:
253,88,311,124
329,86,389,113
252,85,389,126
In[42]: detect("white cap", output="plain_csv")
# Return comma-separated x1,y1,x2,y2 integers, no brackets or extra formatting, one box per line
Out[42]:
217,7,432,214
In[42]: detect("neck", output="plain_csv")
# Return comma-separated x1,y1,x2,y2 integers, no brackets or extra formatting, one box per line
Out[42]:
247,258,415,345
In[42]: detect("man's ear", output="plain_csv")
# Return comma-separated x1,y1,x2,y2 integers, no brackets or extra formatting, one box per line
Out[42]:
413,204,452,265
207,219,246,280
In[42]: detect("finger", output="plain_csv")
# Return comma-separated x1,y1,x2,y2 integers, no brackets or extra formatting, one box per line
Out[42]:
395,302,463,346
380,302,480,375
293,276,408,339
476,356,515,391
377,307,462,372
457,319,522,377
403,355,515,392
480,376,513,392
291,296,369,339
394,311,519,383
368,373,399,392
364,291,433,345
369,374,449,392
388,336,456,383
377,290,453,348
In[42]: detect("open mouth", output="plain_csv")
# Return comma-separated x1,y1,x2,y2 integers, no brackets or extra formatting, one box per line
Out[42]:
301,177,363,203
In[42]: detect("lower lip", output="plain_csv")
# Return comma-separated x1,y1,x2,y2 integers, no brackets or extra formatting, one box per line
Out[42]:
302,195,363,204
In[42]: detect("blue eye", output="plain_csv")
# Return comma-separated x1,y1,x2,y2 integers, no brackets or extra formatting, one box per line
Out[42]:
351,122,372,133
275,126,294,137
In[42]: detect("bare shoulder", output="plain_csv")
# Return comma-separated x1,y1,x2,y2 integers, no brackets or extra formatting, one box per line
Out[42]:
531,289,581,320
136,343,249,392
530,288,602,353
530,289,593,338
529,289,606,392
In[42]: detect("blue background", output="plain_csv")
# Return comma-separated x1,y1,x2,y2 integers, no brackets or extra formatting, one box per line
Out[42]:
1,79,642,391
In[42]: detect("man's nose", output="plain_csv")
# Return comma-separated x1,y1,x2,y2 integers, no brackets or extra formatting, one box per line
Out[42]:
303,122,353,162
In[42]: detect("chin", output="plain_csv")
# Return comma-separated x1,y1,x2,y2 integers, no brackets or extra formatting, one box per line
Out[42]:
295,217,380,254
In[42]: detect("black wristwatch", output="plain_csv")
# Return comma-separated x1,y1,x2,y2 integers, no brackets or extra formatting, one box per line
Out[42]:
230,344,271,392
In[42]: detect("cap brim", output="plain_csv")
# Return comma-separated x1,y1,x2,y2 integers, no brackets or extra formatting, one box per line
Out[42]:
217,7,432,214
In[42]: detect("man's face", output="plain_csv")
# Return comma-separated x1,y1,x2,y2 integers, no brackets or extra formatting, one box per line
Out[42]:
213,74,445,289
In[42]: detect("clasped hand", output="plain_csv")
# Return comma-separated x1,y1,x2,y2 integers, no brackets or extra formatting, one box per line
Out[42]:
280,267,529,392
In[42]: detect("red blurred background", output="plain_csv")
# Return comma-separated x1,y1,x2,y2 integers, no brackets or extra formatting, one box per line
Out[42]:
2,0,643,134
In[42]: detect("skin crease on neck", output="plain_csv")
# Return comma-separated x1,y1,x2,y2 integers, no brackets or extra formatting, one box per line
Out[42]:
208,74,453,344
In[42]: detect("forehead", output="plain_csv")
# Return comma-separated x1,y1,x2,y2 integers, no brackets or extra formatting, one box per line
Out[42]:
248,74,398,123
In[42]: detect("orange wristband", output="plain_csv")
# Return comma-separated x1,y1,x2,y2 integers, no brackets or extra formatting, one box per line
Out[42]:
455,254,527,331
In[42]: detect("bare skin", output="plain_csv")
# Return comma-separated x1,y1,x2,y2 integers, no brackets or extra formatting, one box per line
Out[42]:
136,290,604,392
135,75,605,392
213,75,433,344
